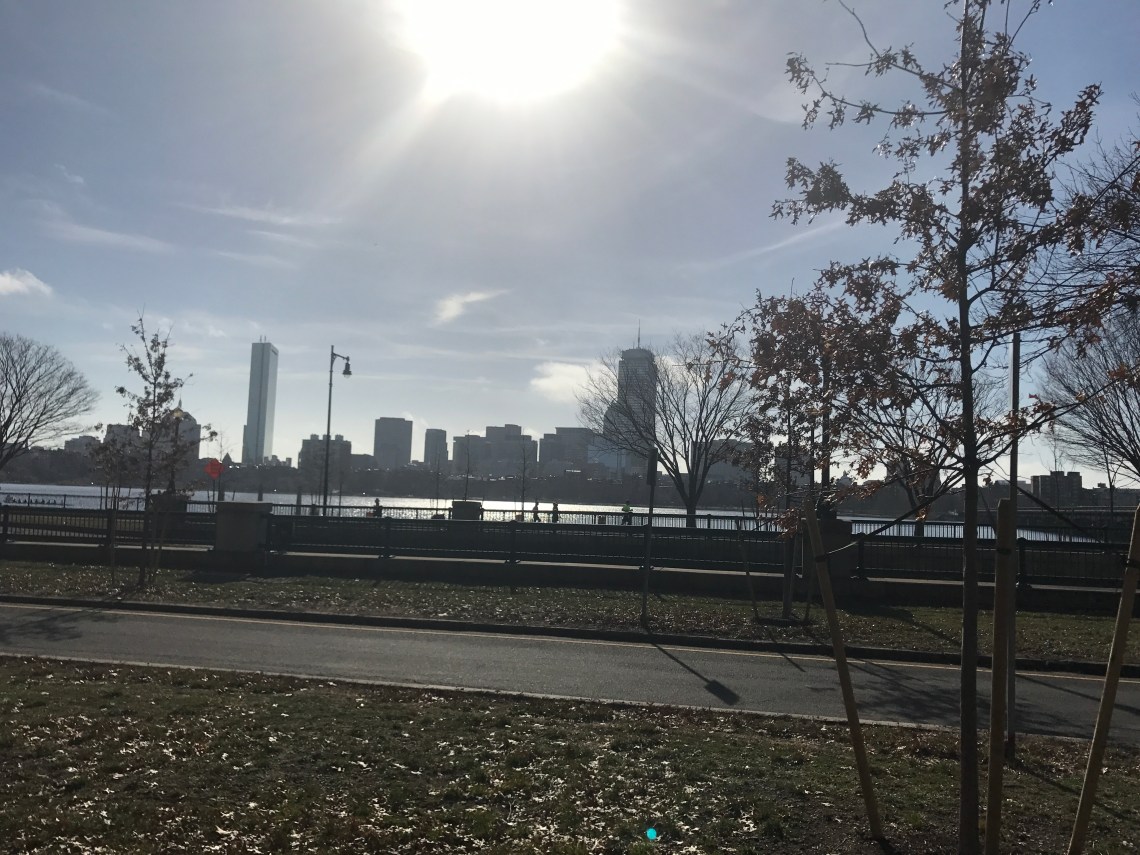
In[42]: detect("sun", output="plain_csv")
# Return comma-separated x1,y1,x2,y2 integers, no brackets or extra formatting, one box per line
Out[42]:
396,0,620,103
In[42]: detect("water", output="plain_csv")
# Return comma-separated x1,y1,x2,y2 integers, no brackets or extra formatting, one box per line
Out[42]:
0,483,691,518
3,484,1106,541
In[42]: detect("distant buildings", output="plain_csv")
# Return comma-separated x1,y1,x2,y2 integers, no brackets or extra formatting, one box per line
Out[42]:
298,433,352,481
103,424,139,450
450,425,538,478
539,427,594,475
601,347,658,476
241,340,278,465
1031,470,1083,509
374,418,413,470
423,428,448,471
64,436,101,456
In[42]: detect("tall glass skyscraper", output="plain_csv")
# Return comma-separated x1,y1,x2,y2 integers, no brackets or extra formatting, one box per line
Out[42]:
241,340,278,464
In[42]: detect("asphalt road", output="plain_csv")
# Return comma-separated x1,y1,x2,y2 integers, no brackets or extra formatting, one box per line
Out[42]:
2,603,1139,742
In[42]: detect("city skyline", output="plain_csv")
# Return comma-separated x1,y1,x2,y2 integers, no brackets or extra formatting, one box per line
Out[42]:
1,1,1137,483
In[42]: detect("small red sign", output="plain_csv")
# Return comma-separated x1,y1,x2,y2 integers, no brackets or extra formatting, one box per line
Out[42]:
204,458,224,480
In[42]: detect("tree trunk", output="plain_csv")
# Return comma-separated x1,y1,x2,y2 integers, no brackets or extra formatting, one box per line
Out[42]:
685,505,697,528
960,461,980,853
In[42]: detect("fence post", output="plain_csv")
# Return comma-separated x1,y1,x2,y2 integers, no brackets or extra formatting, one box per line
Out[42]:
1016,536,1029,598
383,517,392,565
1,506,8,546
507,520,518,566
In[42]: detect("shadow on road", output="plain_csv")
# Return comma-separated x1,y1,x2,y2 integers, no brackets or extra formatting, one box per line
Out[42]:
0,605,117,645
650,642,740,706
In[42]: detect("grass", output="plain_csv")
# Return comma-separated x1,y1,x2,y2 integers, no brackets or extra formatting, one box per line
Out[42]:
2,656,1138,853
2,559,1138,665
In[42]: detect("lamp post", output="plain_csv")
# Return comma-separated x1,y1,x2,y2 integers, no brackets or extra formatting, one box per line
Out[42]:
321,346,352,516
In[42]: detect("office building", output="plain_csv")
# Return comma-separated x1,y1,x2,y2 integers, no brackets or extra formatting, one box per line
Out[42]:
424,428,448,471
374,417,413,470
64,436,101,456
483,424,538,478
241,340,278,465
600,346,658,476
298,433,352,479
539,427,595,475
1031,470,1084,509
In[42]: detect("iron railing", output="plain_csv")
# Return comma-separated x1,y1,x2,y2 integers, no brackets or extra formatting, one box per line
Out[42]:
1,503,1130,586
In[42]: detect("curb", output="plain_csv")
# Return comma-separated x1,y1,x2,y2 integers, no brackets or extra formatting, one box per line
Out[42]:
1,593,1133,678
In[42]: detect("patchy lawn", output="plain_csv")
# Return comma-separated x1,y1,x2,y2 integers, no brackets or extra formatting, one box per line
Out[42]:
1,657,1138,853
2,559,1138,665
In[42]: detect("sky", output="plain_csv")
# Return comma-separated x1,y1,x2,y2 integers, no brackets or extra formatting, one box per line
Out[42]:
1,0,1137,481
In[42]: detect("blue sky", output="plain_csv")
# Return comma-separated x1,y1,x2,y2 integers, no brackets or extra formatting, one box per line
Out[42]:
1,0,1136,479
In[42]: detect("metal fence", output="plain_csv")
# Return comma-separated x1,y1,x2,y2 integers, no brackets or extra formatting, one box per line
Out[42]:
852,532,1128,587
1,502,1130,586
272,515,785,572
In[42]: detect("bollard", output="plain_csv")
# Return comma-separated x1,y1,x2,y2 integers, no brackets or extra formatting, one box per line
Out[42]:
507,520,518,566
1,506,8,545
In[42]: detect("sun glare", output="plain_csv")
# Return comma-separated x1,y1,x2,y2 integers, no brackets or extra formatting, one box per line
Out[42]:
397,0,620,103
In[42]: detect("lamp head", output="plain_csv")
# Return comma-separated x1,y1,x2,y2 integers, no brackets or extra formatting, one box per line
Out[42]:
342,358,352,378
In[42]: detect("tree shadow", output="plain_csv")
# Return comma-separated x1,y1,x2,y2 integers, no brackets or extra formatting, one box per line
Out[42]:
849,602,959,646
0,605,116,645
649,642,741,706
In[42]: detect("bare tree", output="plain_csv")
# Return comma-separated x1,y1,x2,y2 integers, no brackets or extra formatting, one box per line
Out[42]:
579,333,750,526
1040,310,1140,486
0,332,97,475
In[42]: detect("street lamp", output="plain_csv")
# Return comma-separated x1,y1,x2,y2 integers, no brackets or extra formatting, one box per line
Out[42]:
321,346,352,515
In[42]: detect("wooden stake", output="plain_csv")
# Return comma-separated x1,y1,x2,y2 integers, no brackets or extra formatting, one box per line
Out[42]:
1067,506,1140,855
985,499,1015,855
803,502,883,839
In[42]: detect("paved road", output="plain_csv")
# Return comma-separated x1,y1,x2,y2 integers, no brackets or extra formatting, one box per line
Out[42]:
2,603,1139,742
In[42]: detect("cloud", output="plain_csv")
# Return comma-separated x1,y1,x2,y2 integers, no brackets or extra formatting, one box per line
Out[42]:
529,361,592,404
0,268,53,298
683,220,847,274
185,203,337,228
54,164,85,186
433,289,507,324
25,82,109,116
211,250,294,269
37,203,174,253
250,229,318,248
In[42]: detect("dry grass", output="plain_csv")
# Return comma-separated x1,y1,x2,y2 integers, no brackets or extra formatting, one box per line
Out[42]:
2,656,1139,853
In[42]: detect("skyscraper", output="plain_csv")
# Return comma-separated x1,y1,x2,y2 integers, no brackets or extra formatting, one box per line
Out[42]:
241,340,278,465
424,428,448,470
374,417,413,469
601,346,658,474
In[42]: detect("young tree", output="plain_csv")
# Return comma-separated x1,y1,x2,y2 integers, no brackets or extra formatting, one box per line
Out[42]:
764,2,1129,848
113,315,212,589
727,286,896,513
0,332,97,475
579,333,750,526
